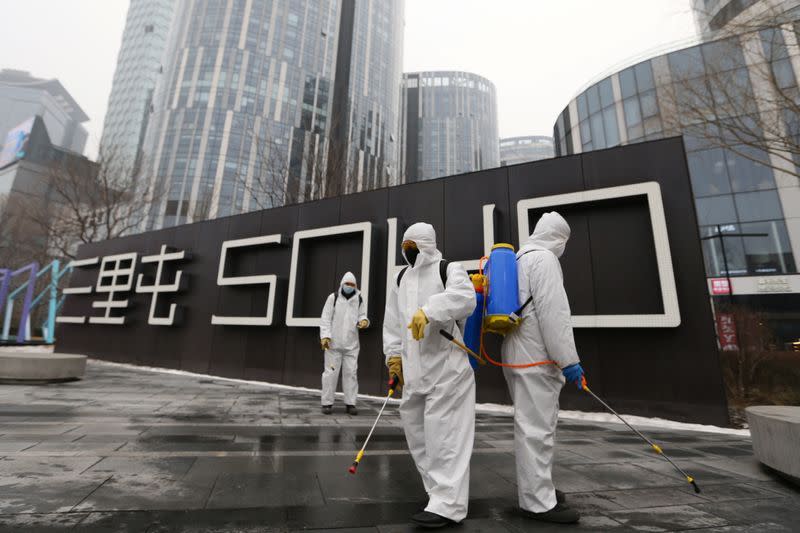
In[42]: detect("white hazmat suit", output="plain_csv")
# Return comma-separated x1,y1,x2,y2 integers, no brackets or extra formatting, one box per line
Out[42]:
501,212,581,514
383,223,477,523
319,272,369,406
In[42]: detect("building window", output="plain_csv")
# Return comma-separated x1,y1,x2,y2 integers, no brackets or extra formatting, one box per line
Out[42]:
734,190,782,222
577,93,588,121
602,107,619,146
701,226,747,276
586,84,601,115
700,221,796,276
688,148,732,196
145,25,154,33
165,200,180,216
633,61,655,91
598,78,614,108
623,97,643,139
668,47,705,79
695,195,737,226
725,145,775,192
620,68,637,99
739,220,795,274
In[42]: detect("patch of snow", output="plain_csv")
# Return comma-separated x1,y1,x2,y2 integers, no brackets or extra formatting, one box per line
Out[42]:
557,409,749,437
475,402,748,436
87,359,749,437
0,345,54,353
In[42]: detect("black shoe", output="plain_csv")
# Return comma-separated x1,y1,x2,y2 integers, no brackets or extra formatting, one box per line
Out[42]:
321,405,333,415
411,510,458,529
346,404,358,415
521,502,580,524
556,489,566,504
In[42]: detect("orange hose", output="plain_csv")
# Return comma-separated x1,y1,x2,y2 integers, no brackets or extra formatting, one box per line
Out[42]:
478,271,558,369
480,342,557,369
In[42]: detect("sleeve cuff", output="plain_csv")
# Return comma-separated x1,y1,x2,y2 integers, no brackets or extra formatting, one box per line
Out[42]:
420,305,436,323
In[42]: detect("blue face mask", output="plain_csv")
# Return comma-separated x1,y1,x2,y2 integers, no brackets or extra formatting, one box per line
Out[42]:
342,285,355,296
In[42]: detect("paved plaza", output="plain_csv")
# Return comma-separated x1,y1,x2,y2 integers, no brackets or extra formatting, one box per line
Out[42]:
0,360,797,532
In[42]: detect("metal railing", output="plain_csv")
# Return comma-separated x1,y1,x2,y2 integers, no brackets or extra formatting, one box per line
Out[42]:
0,260,72,344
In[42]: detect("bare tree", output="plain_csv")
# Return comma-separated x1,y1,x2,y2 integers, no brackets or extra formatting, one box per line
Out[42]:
20,148,162,260
664,8,800,181
232,113,358,213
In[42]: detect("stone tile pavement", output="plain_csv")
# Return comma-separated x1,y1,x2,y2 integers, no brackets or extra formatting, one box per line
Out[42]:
0,360,797,532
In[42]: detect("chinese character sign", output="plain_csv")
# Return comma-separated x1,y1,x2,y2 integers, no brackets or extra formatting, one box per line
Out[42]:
89,253,138,325
710,278,731,295
136,245,188,326
715,313,739,351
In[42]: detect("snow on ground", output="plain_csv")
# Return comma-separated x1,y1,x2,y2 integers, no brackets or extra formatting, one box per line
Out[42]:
0,345,54,353
474,402,749,436
89,358,750,437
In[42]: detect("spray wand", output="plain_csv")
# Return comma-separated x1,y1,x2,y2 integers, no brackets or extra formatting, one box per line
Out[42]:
348,375,401,474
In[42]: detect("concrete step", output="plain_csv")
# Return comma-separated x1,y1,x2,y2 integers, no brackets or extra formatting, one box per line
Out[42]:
746,405,800,485
0,352,87,382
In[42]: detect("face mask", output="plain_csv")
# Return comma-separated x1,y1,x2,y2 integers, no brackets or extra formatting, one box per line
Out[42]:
342,285,355,295
403,247,420,266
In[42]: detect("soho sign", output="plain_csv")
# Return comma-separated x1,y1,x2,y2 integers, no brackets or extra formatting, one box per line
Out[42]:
57,182,681,330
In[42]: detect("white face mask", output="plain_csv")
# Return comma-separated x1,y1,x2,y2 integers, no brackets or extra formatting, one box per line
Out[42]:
342,285,355,295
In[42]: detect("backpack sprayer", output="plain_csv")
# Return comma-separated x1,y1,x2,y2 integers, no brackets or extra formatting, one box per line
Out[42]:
438,243,702,493
458,243,557,370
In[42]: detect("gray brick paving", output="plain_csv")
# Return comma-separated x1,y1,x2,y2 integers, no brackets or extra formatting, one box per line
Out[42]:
0,360,796,531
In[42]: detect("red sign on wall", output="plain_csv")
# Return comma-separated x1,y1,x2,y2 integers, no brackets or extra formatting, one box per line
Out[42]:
711,278,731,295
716,313,739,351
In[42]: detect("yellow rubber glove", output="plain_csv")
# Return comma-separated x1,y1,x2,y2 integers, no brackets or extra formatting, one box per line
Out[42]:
320,338,331,350
407,308,429,340
387,355,403,386
357,319,369,329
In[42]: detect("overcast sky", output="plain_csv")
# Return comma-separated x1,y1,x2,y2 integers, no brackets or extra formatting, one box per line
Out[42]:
0,1,697,159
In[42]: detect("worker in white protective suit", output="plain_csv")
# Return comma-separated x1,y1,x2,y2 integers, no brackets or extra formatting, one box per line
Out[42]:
501,211,585,524
383,222,477,529
319,272,369,415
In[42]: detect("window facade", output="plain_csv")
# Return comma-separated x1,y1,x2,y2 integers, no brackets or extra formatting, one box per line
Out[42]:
401,71,499,181
553,23,799,279
141,0,404,229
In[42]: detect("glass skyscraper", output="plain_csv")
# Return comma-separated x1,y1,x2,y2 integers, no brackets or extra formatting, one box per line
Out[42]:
401,71,499,182
332,1,404,193
139,0,403,229
99,0,176,181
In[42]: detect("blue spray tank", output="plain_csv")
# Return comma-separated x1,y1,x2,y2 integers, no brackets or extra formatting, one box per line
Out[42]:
483,243,522,336
441,243,553,371
463,275,485,370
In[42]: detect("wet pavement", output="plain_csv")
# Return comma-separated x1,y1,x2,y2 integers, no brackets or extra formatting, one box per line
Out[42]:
0,361,797,532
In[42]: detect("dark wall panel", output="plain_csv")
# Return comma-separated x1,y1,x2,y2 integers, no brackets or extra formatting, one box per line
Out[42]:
340,189,390,395
579,138,727,423
243,206,299,384
442,166,510,261
56,138,729,424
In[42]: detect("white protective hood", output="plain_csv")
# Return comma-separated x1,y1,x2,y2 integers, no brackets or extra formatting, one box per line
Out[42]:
402,222,442,268
517,212,571,259
340,271,357,290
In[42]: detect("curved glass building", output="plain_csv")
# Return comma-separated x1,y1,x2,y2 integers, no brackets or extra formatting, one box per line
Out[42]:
553,10,800,317
401,71,499,182
693,0,800,35
499,135,554,166
141,0,403,229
